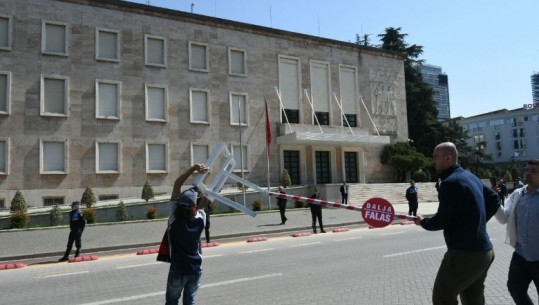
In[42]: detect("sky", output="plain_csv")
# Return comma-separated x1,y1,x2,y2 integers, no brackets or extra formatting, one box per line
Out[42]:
127,0,539,118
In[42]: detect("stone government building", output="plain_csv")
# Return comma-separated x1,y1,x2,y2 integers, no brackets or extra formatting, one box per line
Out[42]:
0,0,408,208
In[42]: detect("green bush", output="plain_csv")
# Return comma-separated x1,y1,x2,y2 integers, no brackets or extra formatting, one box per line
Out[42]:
141,180,155,202
281,169,292,187
81,186,96,208
412,170,430,182
84,208,97,224
146,206,157,219
10,190,27,213
11,211,29,228
252,199,263,211
503,171,513,183
49,204,62,226
116,200,128,221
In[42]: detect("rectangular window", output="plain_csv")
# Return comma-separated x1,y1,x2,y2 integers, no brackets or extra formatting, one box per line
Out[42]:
340,65,359,127
191,144,209,165
0,15,13,50
40,140,67,174
145,84,168,121
0,198,4,209
96,80,121,119
344,151,358,183
496,142,502,151
43,197,64,206
232,145,248,172
41,20,68,56
513,129,518,138
315,151,331,184
145,35,166,67
230,92,248,126
0,71,11,114
282,109,299,124
0,138,7,174
96,28,120,61
99,194,119,201
41,75,68,116
96,141,120,173
189,41,209,72
229,48,246,75
278,56,300,123
310,60,331,125
513,140,519,149
146,143,167,173
283,150,300,185
519,128,525,137
190,88,210,124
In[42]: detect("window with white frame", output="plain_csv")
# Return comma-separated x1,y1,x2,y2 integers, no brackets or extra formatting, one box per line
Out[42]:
0,138,7,174
145,84,167,121
96,80,121,119
0,71,10,114
41,75,68,116
229,48,246,75
191,144,209,165
41,20,68,56
278,55,301,124
339,65,358,127
96,28,120,61
189,88,210,123
96,141,120,173
43,197,64,206
145,35,166,67
310,60,331,126
40,140,67,174
0,15,13,50
189,41,209,72
146,143,167,173
232,145,248,171
230,92,248,126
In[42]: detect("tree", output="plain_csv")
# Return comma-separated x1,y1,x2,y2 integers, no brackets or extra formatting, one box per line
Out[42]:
141,180,155,202
81,186,96,208
377,27,452,157
116,200,128,221
10,190,27,213
381,142,431,182
280,169,292,187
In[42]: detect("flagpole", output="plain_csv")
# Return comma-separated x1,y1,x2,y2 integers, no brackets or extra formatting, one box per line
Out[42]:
265,99,272,210
238,97,246,206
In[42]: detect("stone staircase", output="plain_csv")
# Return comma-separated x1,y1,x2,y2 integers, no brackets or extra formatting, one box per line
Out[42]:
346,182,439,206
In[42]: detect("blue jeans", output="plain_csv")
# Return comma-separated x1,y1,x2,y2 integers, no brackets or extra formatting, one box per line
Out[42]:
165,267,202,305
508,252,539,305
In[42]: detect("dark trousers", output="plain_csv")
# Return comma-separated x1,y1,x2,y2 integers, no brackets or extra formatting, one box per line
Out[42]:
432,249,495,305
310,206,323,232
408,201,418,216
508,252,539,305
204,214,210,243
63,229,83,257
278,204,287,223
341,194,348,204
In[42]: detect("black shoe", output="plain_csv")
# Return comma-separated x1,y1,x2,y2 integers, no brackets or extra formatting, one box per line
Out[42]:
283,218,287,224
321,230,327,233
58,257,68,262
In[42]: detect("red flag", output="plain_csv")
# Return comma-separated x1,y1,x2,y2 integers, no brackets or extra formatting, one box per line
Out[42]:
265,100,272,156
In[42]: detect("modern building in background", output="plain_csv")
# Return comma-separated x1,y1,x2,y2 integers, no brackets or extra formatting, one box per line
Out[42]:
0,0,408,208
457,108,539,168
532,72,539,103
419,64,451,121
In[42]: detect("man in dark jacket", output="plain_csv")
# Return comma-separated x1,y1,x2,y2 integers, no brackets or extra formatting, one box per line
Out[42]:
59,201,86,262
405,180,419,216
277,186,288,224
414,142,500,305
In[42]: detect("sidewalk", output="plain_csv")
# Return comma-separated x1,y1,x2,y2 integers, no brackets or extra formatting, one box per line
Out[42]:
0,201,440,262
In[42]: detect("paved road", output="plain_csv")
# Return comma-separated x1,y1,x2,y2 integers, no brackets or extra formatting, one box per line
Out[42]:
0,202,438,261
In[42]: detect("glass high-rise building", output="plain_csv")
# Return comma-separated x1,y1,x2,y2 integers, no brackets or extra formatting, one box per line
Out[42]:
419,64,451,121
531,72,539,103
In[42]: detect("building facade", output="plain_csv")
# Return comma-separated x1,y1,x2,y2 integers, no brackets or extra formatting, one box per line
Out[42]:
458,108,539,167
0,0,408,208
532,72,539,103
419,64,450,121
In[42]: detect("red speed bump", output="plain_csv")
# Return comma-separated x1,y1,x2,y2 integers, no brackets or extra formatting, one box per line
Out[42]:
292,232,312,237
136,248,158,255
332,227,350,233
68,255,99,263
202,242,220,248
0,262,26,270
400,220,415,225
247,236,268,243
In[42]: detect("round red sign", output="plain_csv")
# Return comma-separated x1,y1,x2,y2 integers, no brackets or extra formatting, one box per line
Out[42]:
361,197,395,228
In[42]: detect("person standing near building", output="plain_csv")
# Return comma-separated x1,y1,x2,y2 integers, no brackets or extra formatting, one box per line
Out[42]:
405,180,419,216
165,164,209,305
308,187,325,234
498,179,508,206
495,159,539,305
58,201,86,262
276,186,288,225
340,181,349,204
414,142,500,305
